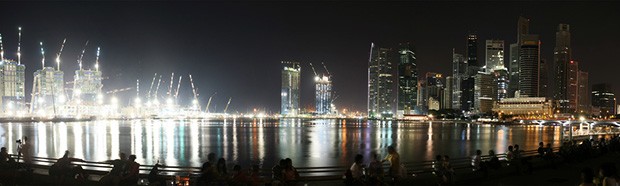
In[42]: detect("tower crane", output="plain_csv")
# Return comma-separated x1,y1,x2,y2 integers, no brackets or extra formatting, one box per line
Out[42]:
77,40,88,70
0,33,4,60
17,27,21,64
147,73,157,100
321,62,331,77
55,38,66,70
309,63,318,77
154,75,162,101
189,74,200,111
206,92,217,113
167,73,174,97
224,97,232,114
174,76,182,100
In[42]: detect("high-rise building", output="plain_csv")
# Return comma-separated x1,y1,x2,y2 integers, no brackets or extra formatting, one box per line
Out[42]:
462,34,479,112
281,61,300,116
539,59,549,98
314,75,332,115
568,60,579,112
0,59,26,113
31,67,65,114
474,71,495,114
467,34,479,68
518,35,540,97
73,69,103,104
368,43,394,118
425,72,444,110
553,24,572,113
485,40,505,71
443,76,453,110
509,17,530,98
451,50,466,110
591,84,616,117
397,42,418,116
577,70,589,114
417,80,426,110
493,69,509,100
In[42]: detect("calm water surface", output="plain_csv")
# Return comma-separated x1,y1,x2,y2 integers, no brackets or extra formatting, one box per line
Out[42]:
0,119,562,168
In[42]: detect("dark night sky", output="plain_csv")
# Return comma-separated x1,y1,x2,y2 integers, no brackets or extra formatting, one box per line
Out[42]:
0,1,619,113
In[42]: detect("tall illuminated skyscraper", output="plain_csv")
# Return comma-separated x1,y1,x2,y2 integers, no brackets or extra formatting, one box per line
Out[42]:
452,50,466,110
485,40,505,71
0,59,26,113
518,35,540,97
281,61,300,116
554,24,572,113
314,75,332,115
368,43,394,118
509,16,530,98
397,42,418,116
32,67,65,114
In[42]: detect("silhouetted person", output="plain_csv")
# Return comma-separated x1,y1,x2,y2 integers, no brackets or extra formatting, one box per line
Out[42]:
17,136,32,170
0,147,9,165
120,155,140,185
100,152,127,185
382,145,401,184
229,165,248,186
148,161,166,186
599,163,619,186
367,152,384,185
580,167,595,186
282,158,299,184
217,158,227,177
199,153,218,185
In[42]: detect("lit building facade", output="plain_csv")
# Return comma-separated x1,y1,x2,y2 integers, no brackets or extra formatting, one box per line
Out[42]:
0,59,26,114
474,71,495,114
425,72,444,111
509,16,530,98
577,70,589,114
397,42,418,116
31,67,65,114
73,69,103,104
452,50,466,110
281,61,300,116
368,43,394,118
568,60,579,112
443,76,453,110
493,97,553,118
494,69,509,100
592,83,616,117
314,75,332,115
485,40,505,71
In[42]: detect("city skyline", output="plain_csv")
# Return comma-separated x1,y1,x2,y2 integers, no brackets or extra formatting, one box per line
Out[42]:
1,2,619,113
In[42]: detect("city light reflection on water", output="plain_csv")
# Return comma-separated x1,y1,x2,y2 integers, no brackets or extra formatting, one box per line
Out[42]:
0,119,561,168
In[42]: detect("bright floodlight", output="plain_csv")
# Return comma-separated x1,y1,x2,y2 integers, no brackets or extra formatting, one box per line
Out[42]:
166,98,173,106
58,95,66,103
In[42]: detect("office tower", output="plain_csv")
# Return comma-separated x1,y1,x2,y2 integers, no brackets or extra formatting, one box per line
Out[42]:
315,75,332,115
368,43,394,118
485,40,505,71
518,35,540,97
281,61,300,116
474,71,495,114
452,50,466,110
494,69,509,100
554,24,572,113
461,34,479,112
577,70,589,114
592,84,616,117
539,59,548,98
31,67,65,114
417,80,426,110
509,17,530,98
467,34,479,68
397,42,418,116
425,72,444,110
568,60,579,112
443,76,453,109
0,59,26,113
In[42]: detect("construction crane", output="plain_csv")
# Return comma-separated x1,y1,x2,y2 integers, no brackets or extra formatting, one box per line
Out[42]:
223,97,232,113
39,42,45,69
309,63,318,77
77,40,88,70
205,92,217,113
147,73,157,100
55,38,66,70
154,75,162,100
167,73,174,97
174,76,182,100
17,27,21,64
321,62,331,77
189,74,200,111
95,47,100,71
0,33,4,60
106,87,132,95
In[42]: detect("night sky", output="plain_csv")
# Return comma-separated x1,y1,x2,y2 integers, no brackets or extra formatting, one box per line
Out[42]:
0,1,618,113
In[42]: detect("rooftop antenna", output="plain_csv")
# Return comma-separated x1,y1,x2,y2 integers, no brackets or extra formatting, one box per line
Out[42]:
56,38,67,71
17,27,21,64
174,75,182,99
95,47,100,71
147,73,157,100
0,33,4,60
39,41,45,69
321,62,331,77
309,63,318,76
77,40,89,70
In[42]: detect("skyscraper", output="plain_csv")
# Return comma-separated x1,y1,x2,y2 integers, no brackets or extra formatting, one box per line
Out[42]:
494,69,509,100
467,34,479,68
509,16,530,98
443,76,453,110
553,24,572,113
485,40,505,71
592,84,616,117
31,67,65,114
0,59,26,113
368,43,394,118
539,59,549,98
451,50,466,110
425,72,444,110
568,60,579,112
518,35,540,97
577,70,589,114
461,34,479,112
314,75,332,115
281,61,300,116
474,71,495,114
397,42,418,116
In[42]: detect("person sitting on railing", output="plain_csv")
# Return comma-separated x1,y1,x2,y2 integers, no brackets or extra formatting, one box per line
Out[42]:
381,146,401,184
537,142,546,158
433,155,446,184
271,159,285,185
0,147,9,167
345,154,365,185
120,154,140,186
17,136,32,171
199,152,219,185
443,155,455,184
486,150,501,170
100,152,127,185
229,165,248,186
148,161,165,186
216,158,228,182
50,150,84,183
471,150,483,172
249,164,261,186
367,152,384,185
514,144,532,174
282,158,299,184
599,162,619,186
543,143,558,169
